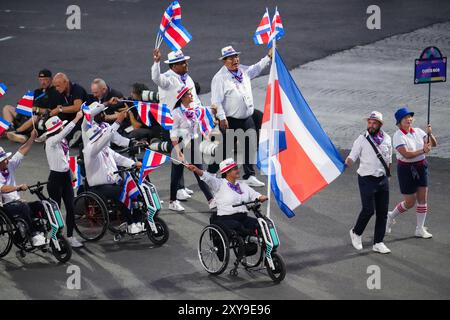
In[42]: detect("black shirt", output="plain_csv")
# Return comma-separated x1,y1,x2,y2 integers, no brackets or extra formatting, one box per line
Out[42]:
58,82,87,121
33,86,61,110
86,86,124,114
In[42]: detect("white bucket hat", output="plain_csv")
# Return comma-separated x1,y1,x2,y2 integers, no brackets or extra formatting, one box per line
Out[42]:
364,111,383,124
219,158,238,174
44,116,68,135
219,46,241,60
0,147,12,163
164,50,190,64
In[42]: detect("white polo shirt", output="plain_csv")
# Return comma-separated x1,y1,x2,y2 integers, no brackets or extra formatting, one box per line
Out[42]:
211,56,270,120
151,62,200,110
393,127,427,163
347,130,392,177
200,172,261,216
0,152,24,204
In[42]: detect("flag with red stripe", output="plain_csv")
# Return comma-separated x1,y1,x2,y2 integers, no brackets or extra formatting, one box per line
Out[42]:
0,83,7,98
159,1,192,51
16,91,34,117
195,106,215,136
138,149,170,184
253,8,272,45
150,103,173,130
120,172,140,210
0,117,10,136
268,7,285,47
69,156,82,189
134,101,152,127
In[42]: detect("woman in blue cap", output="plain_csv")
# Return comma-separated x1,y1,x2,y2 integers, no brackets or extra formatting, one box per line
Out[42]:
387,106,437,238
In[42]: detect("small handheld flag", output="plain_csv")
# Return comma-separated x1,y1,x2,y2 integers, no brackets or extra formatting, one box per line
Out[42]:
0,117,11,136
139,149,170,184
195,106,215,136
0,83,7,98
253,8,272,45
69,156,82,189
268,7,284,45
150,103,174,130
134,101,152,127
156,1,192,51
16,91,34,117
82,102,93,128
120,172,141,210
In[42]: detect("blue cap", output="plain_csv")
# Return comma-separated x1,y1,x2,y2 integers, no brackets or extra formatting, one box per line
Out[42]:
394,107,414,125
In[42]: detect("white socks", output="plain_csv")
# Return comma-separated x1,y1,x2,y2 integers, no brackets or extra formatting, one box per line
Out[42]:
416,203,428,229
391,201,408,219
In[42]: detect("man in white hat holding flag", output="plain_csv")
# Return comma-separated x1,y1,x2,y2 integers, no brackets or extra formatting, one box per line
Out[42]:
151,48,198,201
346,111,392,254
208,45,271,187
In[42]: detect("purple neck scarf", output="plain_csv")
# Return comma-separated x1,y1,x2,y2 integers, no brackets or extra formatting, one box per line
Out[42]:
371,131,384,145
61,139,69,155
181,105,196,121
1,169,9,180
227,181,243,194
229,69,243,83
180,73,188,84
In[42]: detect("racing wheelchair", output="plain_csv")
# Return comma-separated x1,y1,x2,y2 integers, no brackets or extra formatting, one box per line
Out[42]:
73,142,169,245
0,181,72,263
198,199,286,283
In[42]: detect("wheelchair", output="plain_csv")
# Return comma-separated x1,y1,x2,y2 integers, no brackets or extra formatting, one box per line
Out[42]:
198,200,286,283
73,143,169,245
0,182,72,263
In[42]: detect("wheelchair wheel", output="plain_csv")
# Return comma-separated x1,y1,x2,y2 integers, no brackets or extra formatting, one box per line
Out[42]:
0,211,13,258
266,252,286,283
50,235,72,263
146,217,169,246
74,192,108,241
198,224,230,275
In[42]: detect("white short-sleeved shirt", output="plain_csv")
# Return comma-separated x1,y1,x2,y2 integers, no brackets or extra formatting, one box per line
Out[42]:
347,131,392,177
200,172,261,216
393,128,427,162
0,152,24,204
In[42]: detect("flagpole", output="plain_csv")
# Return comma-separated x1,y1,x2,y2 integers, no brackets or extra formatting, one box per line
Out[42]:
266,39,276,219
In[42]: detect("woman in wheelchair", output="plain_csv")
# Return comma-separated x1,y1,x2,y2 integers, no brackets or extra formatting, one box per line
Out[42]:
0,131,47,247
186,158,268,245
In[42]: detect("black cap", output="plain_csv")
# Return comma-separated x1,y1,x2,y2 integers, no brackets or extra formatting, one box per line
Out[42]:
38,69,52,78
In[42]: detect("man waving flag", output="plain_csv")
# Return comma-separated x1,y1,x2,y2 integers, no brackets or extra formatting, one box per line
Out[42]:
156,1,192,51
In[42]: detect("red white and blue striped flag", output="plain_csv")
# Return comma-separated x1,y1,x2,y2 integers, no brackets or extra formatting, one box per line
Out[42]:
134,101,152,127
120,172,141,210
16,91,34,117
258,49,345,218
0,83,7,98
69,156,82,189
268,7,285,45
0,117,10,136
150,103,174,130
253,8,272,45
158,1,192,51
82,102,93,128
138,149,170,184
194,106,215,136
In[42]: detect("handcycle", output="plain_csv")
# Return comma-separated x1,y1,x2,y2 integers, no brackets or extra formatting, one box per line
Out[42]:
0,181,72,263
198,199,286,283
73,142,169,245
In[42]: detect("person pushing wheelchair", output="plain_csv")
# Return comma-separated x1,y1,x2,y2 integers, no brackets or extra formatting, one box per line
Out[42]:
186,158,268,242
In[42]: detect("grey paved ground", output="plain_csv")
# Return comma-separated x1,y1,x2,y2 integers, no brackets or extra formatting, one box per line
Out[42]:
0,0,449,300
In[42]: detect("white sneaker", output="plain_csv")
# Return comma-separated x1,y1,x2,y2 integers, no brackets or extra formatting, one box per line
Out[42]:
127,223,140,234
176,188,191,201
208,198,217,210
415,227,432,239
244,175,265,187
386,211,396,234
349,229,363,250
67,236,84,248
169,200,185,212
373,242,391,254
31,233,46,247
184,187,194,195
34,133,47,143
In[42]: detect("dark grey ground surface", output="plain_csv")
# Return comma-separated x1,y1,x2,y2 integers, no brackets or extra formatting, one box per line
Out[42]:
0,0,449,300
